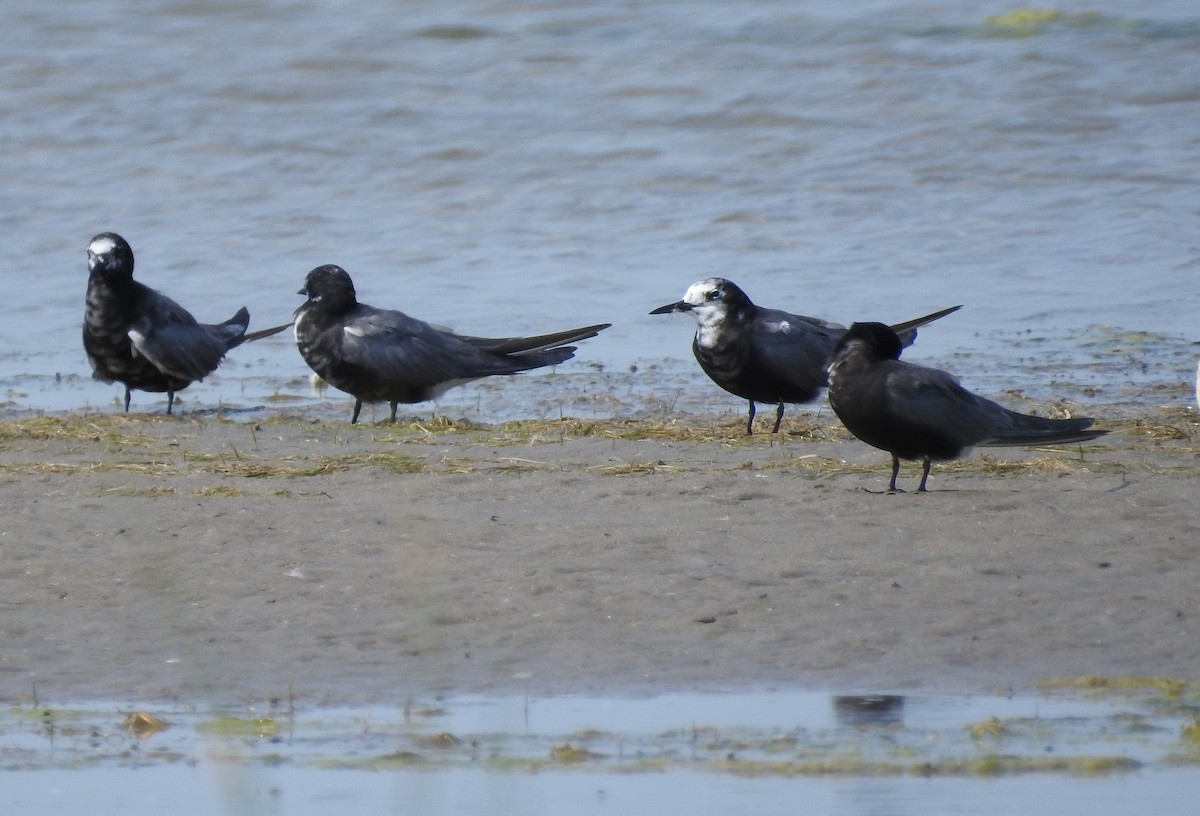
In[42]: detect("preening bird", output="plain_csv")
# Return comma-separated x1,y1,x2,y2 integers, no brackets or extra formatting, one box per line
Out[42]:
82,232,289,413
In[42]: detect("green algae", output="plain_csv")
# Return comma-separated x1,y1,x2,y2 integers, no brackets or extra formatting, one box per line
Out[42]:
196,717,282,738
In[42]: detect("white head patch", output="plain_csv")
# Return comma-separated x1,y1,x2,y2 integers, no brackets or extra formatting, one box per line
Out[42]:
681,278,724,307
88,235,118,257
678,279,729,348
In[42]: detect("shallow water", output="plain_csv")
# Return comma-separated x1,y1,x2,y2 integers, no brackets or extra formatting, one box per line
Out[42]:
4,686,1200,815
2,0,1198,420
4,3,1200,811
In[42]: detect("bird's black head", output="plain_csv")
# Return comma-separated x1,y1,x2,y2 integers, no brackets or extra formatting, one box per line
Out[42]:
650,277,753,316
835,322,904,361
86,232,135,280
298,265,358,310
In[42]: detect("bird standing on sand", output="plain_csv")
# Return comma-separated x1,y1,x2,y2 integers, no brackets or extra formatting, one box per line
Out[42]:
826,321,1108,492
83,232,289,413
651,277,961,434
293,264,610,424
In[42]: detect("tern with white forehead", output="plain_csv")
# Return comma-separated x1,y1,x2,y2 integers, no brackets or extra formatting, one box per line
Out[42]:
827,322,1107,492
82,232,290,413
651,277,960,434
293,264,611,424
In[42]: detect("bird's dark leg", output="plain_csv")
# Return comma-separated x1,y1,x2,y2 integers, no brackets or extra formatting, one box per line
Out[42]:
772,403,785,434
123,387,132,413
389,401,398,423
917,457,932,493
166,390,175,415
746,401,756,435
888,455,901,492
351,399,363,425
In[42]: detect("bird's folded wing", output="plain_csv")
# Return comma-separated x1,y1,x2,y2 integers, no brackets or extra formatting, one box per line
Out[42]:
786,312,847,333
752,311,843,391
340,312,520,386
884,366,1001,444
455,323,610,355
142,290,202,328
127,318,235,380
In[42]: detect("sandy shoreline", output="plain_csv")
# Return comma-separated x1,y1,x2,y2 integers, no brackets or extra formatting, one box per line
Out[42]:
0,408,1197,706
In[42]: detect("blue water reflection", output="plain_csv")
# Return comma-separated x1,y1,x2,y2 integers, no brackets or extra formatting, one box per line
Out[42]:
4,688,1200,815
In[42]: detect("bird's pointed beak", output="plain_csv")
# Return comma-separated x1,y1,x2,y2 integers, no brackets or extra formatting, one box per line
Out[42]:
297,287,307,296
650,300,690,315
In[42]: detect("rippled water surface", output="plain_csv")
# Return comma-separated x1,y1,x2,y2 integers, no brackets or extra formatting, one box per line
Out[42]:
5,686,1200,815
2,0,1197,419
4,5,1200,811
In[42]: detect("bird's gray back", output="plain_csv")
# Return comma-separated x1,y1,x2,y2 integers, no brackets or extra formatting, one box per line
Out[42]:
329,305,572,400
747,308,845,397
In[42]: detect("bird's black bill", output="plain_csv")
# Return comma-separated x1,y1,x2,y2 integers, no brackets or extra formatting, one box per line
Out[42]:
888,304,963,335
649,301,689,315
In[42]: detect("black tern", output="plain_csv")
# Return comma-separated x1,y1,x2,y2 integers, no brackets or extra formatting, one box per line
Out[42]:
827,321,1108,492
83,232,290,413
293,264,611,424
651,277,961,434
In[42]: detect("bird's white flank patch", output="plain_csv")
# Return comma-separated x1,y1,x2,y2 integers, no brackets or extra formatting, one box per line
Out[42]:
126,328,146,358
292,310,308,343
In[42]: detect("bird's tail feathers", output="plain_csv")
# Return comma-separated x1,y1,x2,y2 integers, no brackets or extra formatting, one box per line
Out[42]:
223,307,251,329
984,410,1108,447
459,323,610,355
243,321,294,343
512,346,577,369
207,307,252,349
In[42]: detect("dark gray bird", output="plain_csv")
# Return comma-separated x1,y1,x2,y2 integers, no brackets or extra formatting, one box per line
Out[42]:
82,232,290,413
293,264,611,424
651,277,961,434
827,321,1108,492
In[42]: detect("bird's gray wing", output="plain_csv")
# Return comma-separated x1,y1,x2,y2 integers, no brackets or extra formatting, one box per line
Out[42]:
455,323,610,355
339,309,525,386
750,309,846,391
127,296,246,381
883,362,1005,447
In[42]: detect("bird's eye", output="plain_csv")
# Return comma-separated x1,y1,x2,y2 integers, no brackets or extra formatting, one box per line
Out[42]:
706,289,719,301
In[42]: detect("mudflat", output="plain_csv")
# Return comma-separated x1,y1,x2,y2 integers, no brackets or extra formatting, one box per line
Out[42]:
0,409,1196,706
